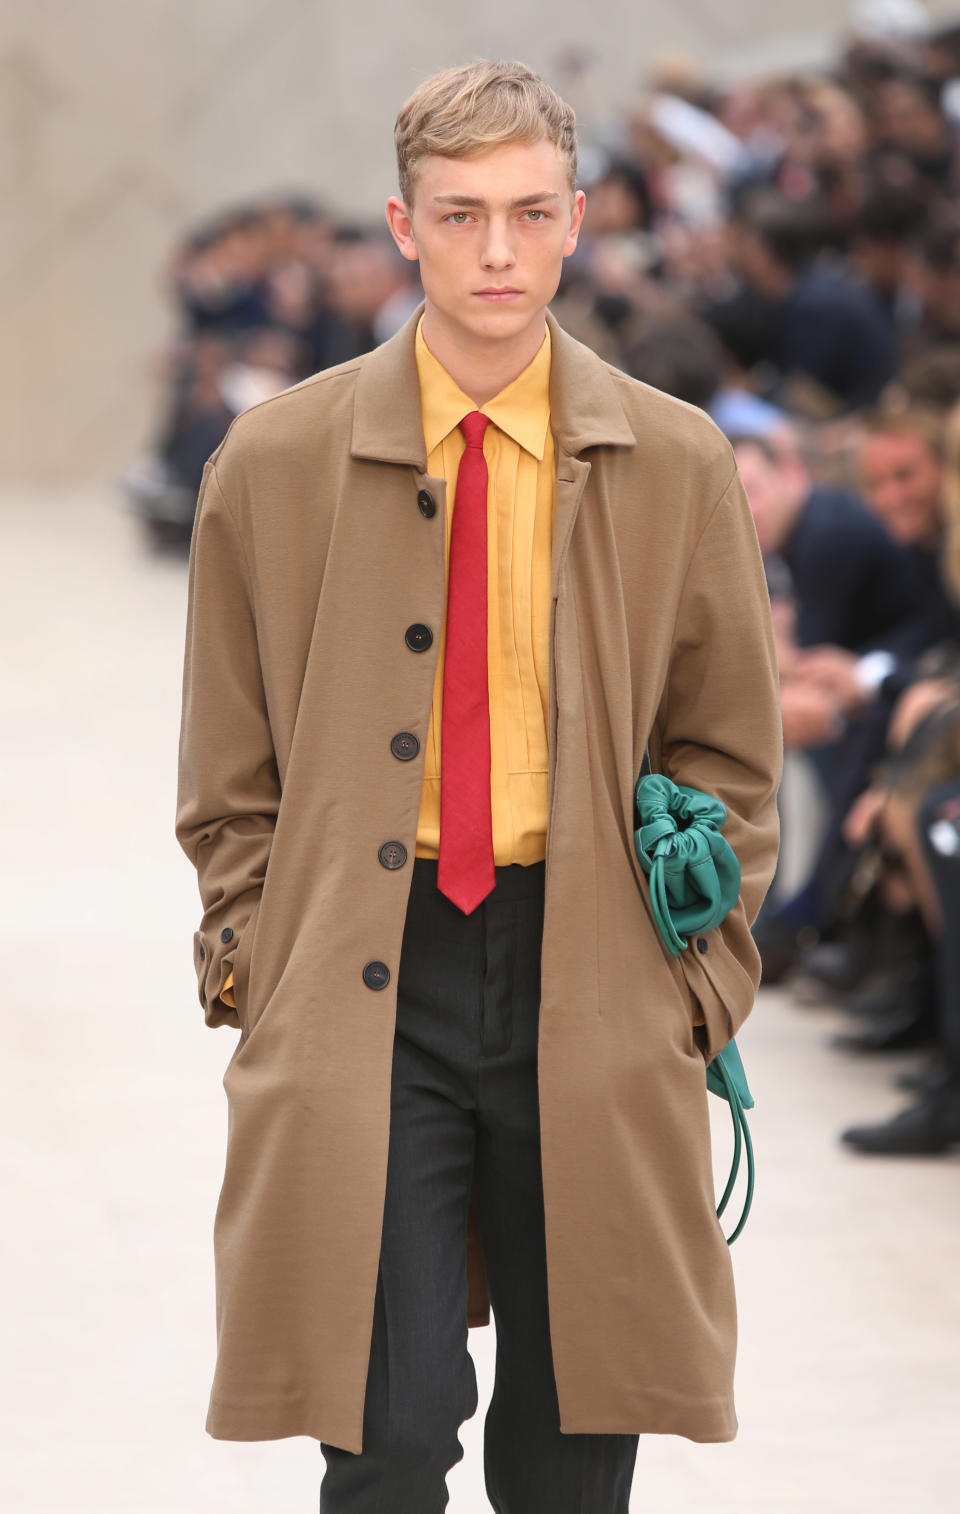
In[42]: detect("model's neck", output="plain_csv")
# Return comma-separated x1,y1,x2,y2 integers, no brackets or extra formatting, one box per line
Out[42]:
419,303,548,408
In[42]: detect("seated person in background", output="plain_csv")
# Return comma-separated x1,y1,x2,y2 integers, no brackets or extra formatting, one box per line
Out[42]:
839,671,960,1154
730,426,927,963
797,406,960,713
803,403,960,1052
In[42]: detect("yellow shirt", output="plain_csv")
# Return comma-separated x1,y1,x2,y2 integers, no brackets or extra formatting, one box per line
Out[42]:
412,311,555,864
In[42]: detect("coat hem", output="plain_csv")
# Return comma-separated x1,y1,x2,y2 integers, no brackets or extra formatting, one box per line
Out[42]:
206,1391,737,1451
560,1386,738,1443
560,1404,738,1443
207,1396,363,1453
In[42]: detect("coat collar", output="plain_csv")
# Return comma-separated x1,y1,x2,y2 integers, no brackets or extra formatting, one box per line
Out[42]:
350,297,635,468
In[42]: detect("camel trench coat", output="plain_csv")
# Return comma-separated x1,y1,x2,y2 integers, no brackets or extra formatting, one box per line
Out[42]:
175,298,782,1452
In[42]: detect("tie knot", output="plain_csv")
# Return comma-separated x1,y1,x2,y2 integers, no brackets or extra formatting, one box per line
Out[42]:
459,410,491,449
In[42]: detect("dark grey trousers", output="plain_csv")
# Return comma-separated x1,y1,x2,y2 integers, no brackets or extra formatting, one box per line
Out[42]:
319,854,640,1512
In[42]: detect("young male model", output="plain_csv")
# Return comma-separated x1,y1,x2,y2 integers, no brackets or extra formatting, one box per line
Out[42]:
175,58,783,1512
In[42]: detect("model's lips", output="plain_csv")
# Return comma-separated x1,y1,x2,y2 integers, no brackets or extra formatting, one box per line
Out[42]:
475,288,522,299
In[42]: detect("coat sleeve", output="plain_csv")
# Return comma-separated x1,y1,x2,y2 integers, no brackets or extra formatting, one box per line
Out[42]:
649,460,783,1065
175,457,281,1029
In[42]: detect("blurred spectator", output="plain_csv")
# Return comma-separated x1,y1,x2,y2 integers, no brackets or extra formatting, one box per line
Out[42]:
898,215,960,364
125,197,420,546
324,224,422,351
719,187,897,412
731,426,926,957
854,405,960,667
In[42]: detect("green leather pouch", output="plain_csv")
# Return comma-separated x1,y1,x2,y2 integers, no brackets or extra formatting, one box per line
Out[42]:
635,771,756,1244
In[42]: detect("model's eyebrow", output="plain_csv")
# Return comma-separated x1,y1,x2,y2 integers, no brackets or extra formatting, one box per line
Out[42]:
431,191,563,209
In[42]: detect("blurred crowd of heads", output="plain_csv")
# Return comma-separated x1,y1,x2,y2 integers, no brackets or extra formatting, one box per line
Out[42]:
145,13,960,537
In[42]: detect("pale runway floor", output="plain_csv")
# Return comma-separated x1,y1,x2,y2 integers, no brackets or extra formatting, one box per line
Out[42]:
2,488,959,1512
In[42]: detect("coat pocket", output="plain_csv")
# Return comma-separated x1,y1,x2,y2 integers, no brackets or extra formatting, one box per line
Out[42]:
662,951,705,1055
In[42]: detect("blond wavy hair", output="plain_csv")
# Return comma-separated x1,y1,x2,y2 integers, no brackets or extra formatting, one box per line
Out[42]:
394,59,578,212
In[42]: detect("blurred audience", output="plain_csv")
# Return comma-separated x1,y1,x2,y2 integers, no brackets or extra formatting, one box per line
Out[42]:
129,14,960,1152
125,198,422,543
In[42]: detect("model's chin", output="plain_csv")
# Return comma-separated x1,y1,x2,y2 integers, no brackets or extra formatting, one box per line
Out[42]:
424,292,544,339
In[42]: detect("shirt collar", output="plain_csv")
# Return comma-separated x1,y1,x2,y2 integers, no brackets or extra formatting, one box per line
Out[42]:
415,312,552,460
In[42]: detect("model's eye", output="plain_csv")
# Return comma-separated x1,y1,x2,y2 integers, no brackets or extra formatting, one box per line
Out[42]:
526,209,547,221
447,212,470,224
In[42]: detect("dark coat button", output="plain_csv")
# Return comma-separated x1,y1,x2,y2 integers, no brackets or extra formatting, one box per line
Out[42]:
199,943,205,961
405,623,433,651
696,936,708,953
363,960,390,990
390,731,420,760
221,927,234,944
378,840,407,869
417,489,436,517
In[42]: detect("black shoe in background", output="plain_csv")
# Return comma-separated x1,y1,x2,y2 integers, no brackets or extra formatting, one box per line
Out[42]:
839,1074,960,1154
752,913,811,986
793,938,868,997
894,1052,955,1094
831,953,938,1052
831,1007,938,1054
841,954,934,1020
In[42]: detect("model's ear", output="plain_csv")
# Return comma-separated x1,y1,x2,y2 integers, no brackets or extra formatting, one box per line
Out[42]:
384,197,419,262
564,190,587,256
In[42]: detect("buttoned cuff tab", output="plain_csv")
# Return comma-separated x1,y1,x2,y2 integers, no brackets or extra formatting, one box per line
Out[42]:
677,926,759,1066
193,925,241,1030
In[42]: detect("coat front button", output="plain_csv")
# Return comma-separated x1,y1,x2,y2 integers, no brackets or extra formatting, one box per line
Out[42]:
416,489,436,517
199,943,205,961
390,731,420,760
405,622,433,651
378,840,407,869
363,960,391,990
221,927,234,944
696,936,709,953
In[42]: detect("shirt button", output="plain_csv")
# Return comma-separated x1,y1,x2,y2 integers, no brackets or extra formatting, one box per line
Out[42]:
363,960,391,990
405,623,433,651
417,489,436,517
696,936,709,953
221,927,234,944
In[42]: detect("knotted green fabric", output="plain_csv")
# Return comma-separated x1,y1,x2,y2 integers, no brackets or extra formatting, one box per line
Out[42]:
634,771,755,1244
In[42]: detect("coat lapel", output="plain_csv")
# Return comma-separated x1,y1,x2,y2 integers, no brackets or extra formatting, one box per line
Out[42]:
350,297,635,461
349,297,637,600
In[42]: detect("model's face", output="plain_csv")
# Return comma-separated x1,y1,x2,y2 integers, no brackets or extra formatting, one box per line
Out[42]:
385,137,585,341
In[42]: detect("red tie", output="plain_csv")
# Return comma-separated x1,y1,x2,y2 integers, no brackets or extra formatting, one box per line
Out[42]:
437,410,496,914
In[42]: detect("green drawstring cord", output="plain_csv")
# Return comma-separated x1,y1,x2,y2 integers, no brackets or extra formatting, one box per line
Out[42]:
712,1055,755,1245
649,843,689,955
